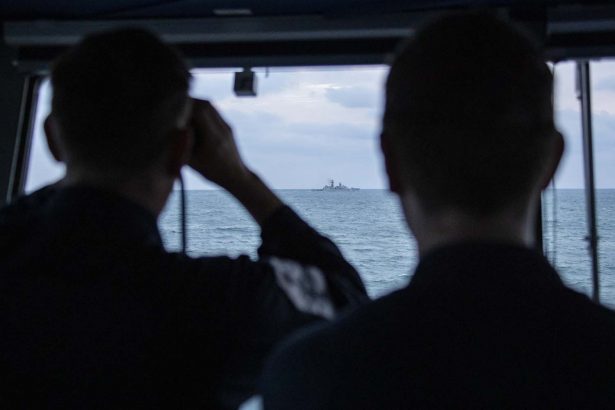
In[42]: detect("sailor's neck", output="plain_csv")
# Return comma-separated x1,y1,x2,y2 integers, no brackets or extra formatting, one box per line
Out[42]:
60,169,172,217
400,194,538,258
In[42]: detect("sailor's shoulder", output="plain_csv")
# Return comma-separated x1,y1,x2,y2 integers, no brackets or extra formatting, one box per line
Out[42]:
276,288,408,358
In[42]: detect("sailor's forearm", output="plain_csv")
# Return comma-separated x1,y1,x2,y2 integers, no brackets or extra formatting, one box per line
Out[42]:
225,170,284,227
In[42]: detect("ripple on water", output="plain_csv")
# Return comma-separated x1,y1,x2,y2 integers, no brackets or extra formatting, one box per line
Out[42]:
162,189,615,305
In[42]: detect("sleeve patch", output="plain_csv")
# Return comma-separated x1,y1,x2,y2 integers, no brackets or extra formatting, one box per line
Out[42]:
268,257,335,320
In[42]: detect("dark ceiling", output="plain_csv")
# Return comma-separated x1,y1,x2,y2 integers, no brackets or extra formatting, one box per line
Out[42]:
3,0,615,69
0,0,608,21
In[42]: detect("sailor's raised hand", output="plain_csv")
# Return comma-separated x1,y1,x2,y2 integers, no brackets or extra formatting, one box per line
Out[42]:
188,98,250,188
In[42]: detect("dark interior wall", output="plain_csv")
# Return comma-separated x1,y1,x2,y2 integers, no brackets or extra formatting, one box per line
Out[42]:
0,32,27,206
0,0,598,20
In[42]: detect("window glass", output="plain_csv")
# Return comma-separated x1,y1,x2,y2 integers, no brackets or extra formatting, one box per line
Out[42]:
544,61,615,308
25,67,416,298
26,64,613,304
589,60,615,308
542,62,590,299
25,79,64,193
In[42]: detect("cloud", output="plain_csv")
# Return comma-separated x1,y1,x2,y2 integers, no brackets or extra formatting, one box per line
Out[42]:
191,69,295,101
555,109,615,189
325,86,380,109
26,68,388,192
221,107,378,151
25,81,65,193
593,77,615,92
216,106,381,189
26,65,615,193
190,71,235,101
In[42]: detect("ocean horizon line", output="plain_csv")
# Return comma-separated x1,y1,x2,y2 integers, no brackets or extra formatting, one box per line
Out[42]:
173,187,615,191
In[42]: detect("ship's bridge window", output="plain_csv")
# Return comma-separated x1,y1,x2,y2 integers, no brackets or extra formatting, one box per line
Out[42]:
23,64,615,305
544,62,615,308
25,66,414,298
590,61,615,309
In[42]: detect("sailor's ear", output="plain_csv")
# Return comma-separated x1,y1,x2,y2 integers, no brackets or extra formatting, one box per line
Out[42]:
165,126,193,177
381,131,402,194
44,115,64,163
540,130,564,190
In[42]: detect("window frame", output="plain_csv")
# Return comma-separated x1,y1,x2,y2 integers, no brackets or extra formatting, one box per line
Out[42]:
5,21,611,304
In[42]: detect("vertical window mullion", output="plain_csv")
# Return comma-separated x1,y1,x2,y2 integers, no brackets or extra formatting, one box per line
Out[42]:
576,61,600,304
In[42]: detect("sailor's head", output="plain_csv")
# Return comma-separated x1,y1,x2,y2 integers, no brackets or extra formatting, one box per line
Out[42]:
381,12,563,219
45,28,192,179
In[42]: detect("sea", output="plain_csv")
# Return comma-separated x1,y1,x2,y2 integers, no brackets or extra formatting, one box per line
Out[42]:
159,189,615,310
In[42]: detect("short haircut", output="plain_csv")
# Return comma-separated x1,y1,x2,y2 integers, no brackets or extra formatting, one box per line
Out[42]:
51,28,191,172
384,12,555,216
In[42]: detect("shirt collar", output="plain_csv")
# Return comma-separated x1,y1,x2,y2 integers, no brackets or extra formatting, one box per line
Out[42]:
408,241,563,294
47,184,163,248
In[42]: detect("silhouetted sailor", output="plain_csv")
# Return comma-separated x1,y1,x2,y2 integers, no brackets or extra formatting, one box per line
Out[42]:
261,13,615,409
0,29,367,409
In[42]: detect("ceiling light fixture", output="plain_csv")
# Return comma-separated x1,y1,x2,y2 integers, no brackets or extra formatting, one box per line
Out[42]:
213,8,253,16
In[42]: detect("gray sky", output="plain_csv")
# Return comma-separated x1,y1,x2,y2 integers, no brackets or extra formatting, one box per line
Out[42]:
25,62,615,192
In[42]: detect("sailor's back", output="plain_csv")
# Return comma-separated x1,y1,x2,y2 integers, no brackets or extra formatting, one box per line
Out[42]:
0,186,235,407
0,185,366,409
263,243,615,409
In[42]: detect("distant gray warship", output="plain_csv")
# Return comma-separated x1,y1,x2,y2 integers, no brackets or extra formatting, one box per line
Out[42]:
316,179,359,191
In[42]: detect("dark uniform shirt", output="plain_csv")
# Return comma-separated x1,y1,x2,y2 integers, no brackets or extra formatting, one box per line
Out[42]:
262,242,615,409
0,185,367,409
